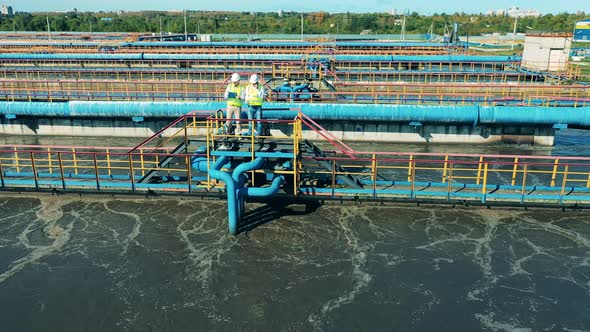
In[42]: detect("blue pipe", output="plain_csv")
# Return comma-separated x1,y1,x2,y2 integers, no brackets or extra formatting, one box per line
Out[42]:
232,157,265,219
191,155,231,173
244,176,285,198
236,176,285,220
193,155,243,232
192,154,284,232
232,157,265,185
206,156,239,235
4,101,590,127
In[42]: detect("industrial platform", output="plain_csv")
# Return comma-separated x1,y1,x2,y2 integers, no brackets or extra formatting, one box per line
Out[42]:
2,111,590,234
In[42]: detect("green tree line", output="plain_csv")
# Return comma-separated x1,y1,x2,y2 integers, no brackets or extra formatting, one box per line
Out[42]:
0,11,587,35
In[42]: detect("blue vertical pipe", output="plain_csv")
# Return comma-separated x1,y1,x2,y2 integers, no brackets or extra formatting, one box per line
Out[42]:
193,155,240,233
231,157,265,219
206,156,239,235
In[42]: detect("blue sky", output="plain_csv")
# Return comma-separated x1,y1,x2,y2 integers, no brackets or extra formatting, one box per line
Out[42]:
11,0,590,14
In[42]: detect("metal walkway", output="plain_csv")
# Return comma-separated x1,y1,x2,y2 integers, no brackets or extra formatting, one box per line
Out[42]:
2,111,590,234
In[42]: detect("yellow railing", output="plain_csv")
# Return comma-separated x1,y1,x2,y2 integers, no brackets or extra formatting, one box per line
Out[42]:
1,78,589,106
2,114,590,205
298,151,590,203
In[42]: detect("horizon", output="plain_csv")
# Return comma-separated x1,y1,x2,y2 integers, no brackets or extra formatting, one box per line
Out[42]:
8,0,590,15
17,10,590,15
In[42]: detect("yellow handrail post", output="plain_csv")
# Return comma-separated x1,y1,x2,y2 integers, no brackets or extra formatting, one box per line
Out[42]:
129,154,136,192
442,155,449,183
192,115,196,137
550,159,559,187
47,147,53,174
476,156,484,185
12,147,21,173
410,159,416,199
511,157,519,186
407,154,413,182
521,164,528,202
140,148,145,176
481,163,489,202
296,117,302,196
371,153,377,199
106,148,112,176
72,148,78,175
446,163,454,201
560,165,569,196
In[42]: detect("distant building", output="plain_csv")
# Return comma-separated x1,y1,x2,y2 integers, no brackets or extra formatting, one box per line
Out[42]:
575,19,590,41
506,6,541,18
486,7,540,18
522,33,572,72
277,10,283,17
390,9,398,15
1,4,13,15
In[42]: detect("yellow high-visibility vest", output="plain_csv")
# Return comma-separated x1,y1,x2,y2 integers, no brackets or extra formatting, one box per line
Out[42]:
227,84,243,107
246,84,264,106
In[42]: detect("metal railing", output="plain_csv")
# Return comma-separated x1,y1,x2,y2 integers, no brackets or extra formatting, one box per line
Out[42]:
0,43,464,56
299,150,590,205
1,78,589,106
2,112,590,206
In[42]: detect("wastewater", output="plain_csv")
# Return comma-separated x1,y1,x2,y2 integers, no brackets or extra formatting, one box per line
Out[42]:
0,130,589,331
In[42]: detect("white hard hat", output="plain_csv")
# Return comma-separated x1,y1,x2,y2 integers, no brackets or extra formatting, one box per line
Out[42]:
230,73,241,82
249,74,259,84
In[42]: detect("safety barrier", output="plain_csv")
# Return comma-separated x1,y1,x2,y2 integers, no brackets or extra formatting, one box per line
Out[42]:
1,78,589,107
1,112,590,206
0,40,467,56
299,150,590,205
0,65,541,84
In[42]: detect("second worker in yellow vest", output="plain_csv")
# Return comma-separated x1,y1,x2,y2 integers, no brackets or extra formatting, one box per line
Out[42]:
245,74,266,136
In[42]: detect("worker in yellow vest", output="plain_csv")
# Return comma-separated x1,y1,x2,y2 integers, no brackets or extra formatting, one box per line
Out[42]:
245,74,266,136
223,73,244,135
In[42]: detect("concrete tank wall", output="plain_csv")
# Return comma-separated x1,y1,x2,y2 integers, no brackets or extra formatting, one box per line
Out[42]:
0,116,555,146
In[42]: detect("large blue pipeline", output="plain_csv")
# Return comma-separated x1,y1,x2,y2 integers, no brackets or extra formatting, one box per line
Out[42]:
2,101,590,127
0,40,460,48
0,52,519,63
